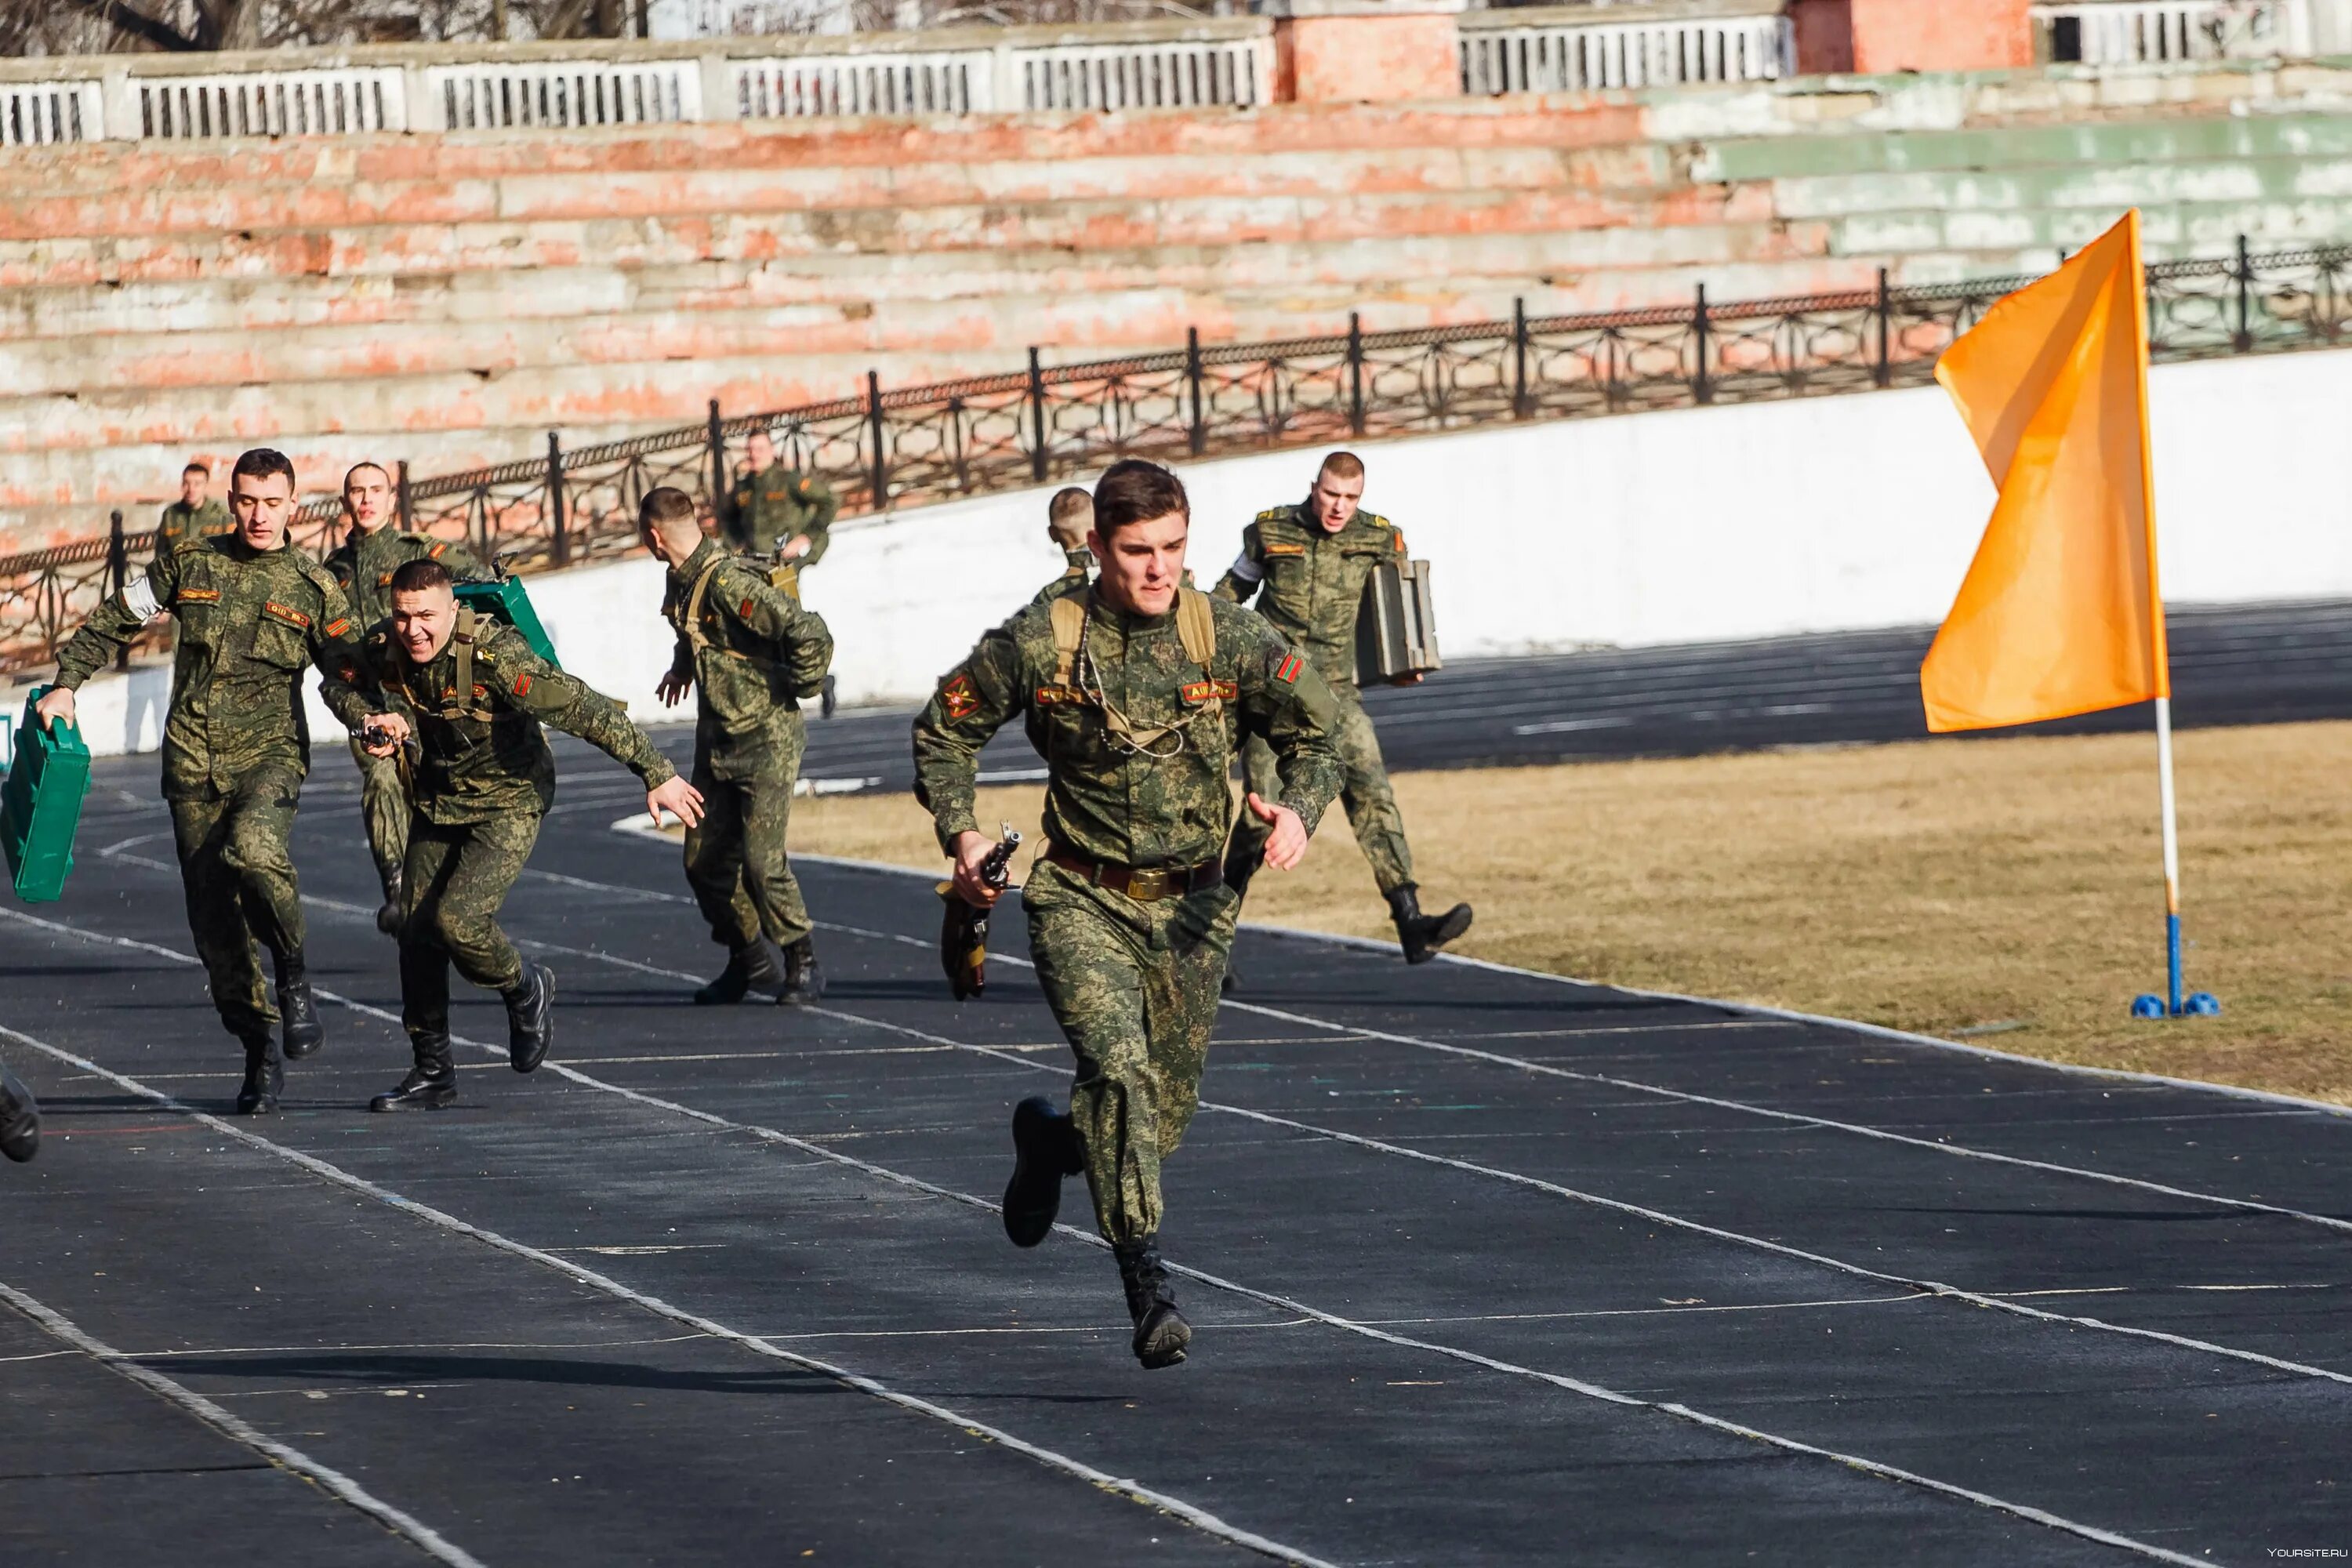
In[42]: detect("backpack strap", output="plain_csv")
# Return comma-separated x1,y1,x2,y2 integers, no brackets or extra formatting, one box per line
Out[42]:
1174,586,1216,670
681,557,727,654
443,606,497,722
1049,594,1086,688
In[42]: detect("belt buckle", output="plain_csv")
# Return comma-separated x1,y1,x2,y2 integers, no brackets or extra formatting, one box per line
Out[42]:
1125,866,1169,900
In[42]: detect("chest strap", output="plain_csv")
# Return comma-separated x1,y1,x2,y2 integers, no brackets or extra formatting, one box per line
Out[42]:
441,606,497,722
1048,588,1222,753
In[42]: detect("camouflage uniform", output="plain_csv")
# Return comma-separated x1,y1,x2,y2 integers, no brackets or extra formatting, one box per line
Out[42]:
1214,501,1416,896
324,526,487,899
357,615,675,1038
660,537,833,960
1028,546,1093,611
913,590,1341,1245
53,535,373,1043
156,497,232,554
720,462,839,563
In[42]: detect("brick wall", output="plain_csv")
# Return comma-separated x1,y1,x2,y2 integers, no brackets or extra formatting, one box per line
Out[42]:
6,54,2352,553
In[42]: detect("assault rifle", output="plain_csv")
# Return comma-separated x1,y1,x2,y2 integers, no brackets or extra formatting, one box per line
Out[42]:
938,824,1024,1000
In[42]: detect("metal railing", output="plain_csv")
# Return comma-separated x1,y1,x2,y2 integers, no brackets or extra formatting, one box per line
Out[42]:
2034,0,2352,62
0,21,1274,144
5,238,2347,677
1461,2,1794,94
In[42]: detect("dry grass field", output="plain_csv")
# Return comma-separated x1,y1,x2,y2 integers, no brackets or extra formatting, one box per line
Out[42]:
781,720,2352,1106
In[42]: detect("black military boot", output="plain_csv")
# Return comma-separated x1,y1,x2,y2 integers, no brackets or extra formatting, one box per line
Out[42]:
775,936,826,1006
274,948,325,1060
375,867,404,938
819,673,838,720
1002,1097,1083,1247
0,1062,41,1163
1387,883,1473,966
370,1031,458,1112
235,1033,284,1116
503,963,554,1073
1113,1237,1192,1370
695,939,784,1005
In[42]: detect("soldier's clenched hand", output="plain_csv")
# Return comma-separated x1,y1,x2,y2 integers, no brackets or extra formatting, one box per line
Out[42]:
949,830,1002,909
33,687,75,733
649,775,705,829
1246,792,1311,871
656,671,692,706
780,535,811,561
361,711,412,757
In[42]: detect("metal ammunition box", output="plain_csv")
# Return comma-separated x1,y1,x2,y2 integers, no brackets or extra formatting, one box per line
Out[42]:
3,688,91,903
456,577,561,667
1355,558,1443,686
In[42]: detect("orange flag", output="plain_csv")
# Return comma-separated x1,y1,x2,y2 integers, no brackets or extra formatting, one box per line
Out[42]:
1920,210,2167,733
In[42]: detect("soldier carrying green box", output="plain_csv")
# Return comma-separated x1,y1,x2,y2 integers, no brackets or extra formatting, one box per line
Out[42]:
39,448,382,1116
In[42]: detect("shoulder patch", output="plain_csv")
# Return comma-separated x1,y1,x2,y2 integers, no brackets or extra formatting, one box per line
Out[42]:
324,616,352,638
511,671,532,698
940,672,979,720
427,541,448,559
1254,506,1288,522
797,476,815,496
1274,652,1304,685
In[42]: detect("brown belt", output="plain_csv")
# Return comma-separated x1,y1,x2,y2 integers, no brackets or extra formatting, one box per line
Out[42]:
1043,843,1223,902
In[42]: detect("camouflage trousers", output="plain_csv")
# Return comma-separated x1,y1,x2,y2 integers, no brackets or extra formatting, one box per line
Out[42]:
167,765,307,1043
348,735,408,895
1230,685,1413,895
1025,857,1240,1246
684,731,811,953
397,811,539,1036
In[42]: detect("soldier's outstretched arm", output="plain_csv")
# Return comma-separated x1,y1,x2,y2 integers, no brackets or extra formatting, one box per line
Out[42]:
42,547,184,726
1209,522,1267,606
306,581,382,731
910,624,1025,856
793,474,839,566
1236,625,1344,837
492,639,678,788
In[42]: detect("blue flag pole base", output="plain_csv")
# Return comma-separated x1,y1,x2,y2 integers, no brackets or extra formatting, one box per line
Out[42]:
2132,914,2221,1019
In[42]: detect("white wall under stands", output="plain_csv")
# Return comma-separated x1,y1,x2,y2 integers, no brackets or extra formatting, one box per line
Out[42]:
50,342,2352,762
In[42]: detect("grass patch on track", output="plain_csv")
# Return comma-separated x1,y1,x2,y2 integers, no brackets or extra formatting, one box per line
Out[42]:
783,720,2352,1107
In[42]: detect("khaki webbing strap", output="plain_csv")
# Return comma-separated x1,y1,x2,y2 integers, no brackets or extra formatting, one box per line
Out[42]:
682,558,727,654
1175,586,1216,669
443,606,495,722
1049,595,1085,688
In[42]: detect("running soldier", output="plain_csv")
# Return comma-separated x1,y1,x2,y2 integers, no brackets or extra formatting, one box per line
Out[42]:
914,459,1341,1369
355,560,703,1112
324,461,488,933
641,488,835,1006
1029,486,1094,608
39,448,377,1115
1214,451,1472,964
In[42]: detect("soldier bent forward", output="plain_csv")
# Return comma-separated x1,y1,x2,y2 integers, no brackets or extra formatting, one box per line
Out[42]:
641,487,835,1006
914,459,1341,1369
324,460,488,934
40,448,376,1115
1214,449,1472,965
354,559,704,1112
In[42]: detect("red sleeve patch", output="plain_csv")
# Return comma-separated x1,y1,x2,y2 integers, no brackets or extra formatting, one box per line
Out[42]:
1275,653,1304,684
941,672,979,720
512,673,532,698
740,597,755,619
427,542,448,559
325,618,351,637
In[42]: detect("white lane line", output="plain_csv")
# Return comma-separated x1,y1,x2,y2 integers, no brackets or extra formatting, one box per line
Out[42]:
503,933,2352,1392
0,910,2237,1565
0,1275,489,1568
0,1015,1338,1568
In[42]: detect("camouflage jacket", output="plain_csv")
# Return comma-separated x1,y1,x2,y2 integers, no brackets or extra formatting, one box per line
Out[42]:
720,462,839,563
1211,501,1408,690
155,498,232,553
361,613,675,825
660,537,835,776
325,525,488,633
56,535,376,800
1028,546,1094,610
913,590,1343,866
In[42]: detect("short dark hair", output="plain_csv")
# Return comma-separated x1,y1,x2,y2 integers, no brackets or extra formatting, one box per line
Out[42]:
230,448,297,491
182,461,209,478
343,461,390,489
1092,460,1188,535
1319,451,1365,483
389,558,456,597
640,486,699,531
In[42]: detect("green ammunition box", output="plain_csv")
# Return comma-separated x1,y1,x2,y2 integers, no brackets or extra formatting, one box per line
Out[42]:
456,576,561,667
3,687,91,903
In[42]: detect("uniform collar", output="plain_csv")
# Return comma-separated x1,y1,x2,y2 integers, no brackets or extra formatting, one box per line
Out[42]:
673,536,727,588
1087,588,1174,636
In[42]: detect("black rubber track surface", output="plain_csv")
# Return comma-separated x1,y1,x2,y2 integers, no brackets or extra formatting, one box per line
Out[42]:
2,735,2347,1566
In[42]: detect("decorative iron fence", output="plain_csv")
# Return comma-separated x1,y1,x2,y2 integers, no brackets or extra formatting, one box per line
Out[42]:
5,238,2347,677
